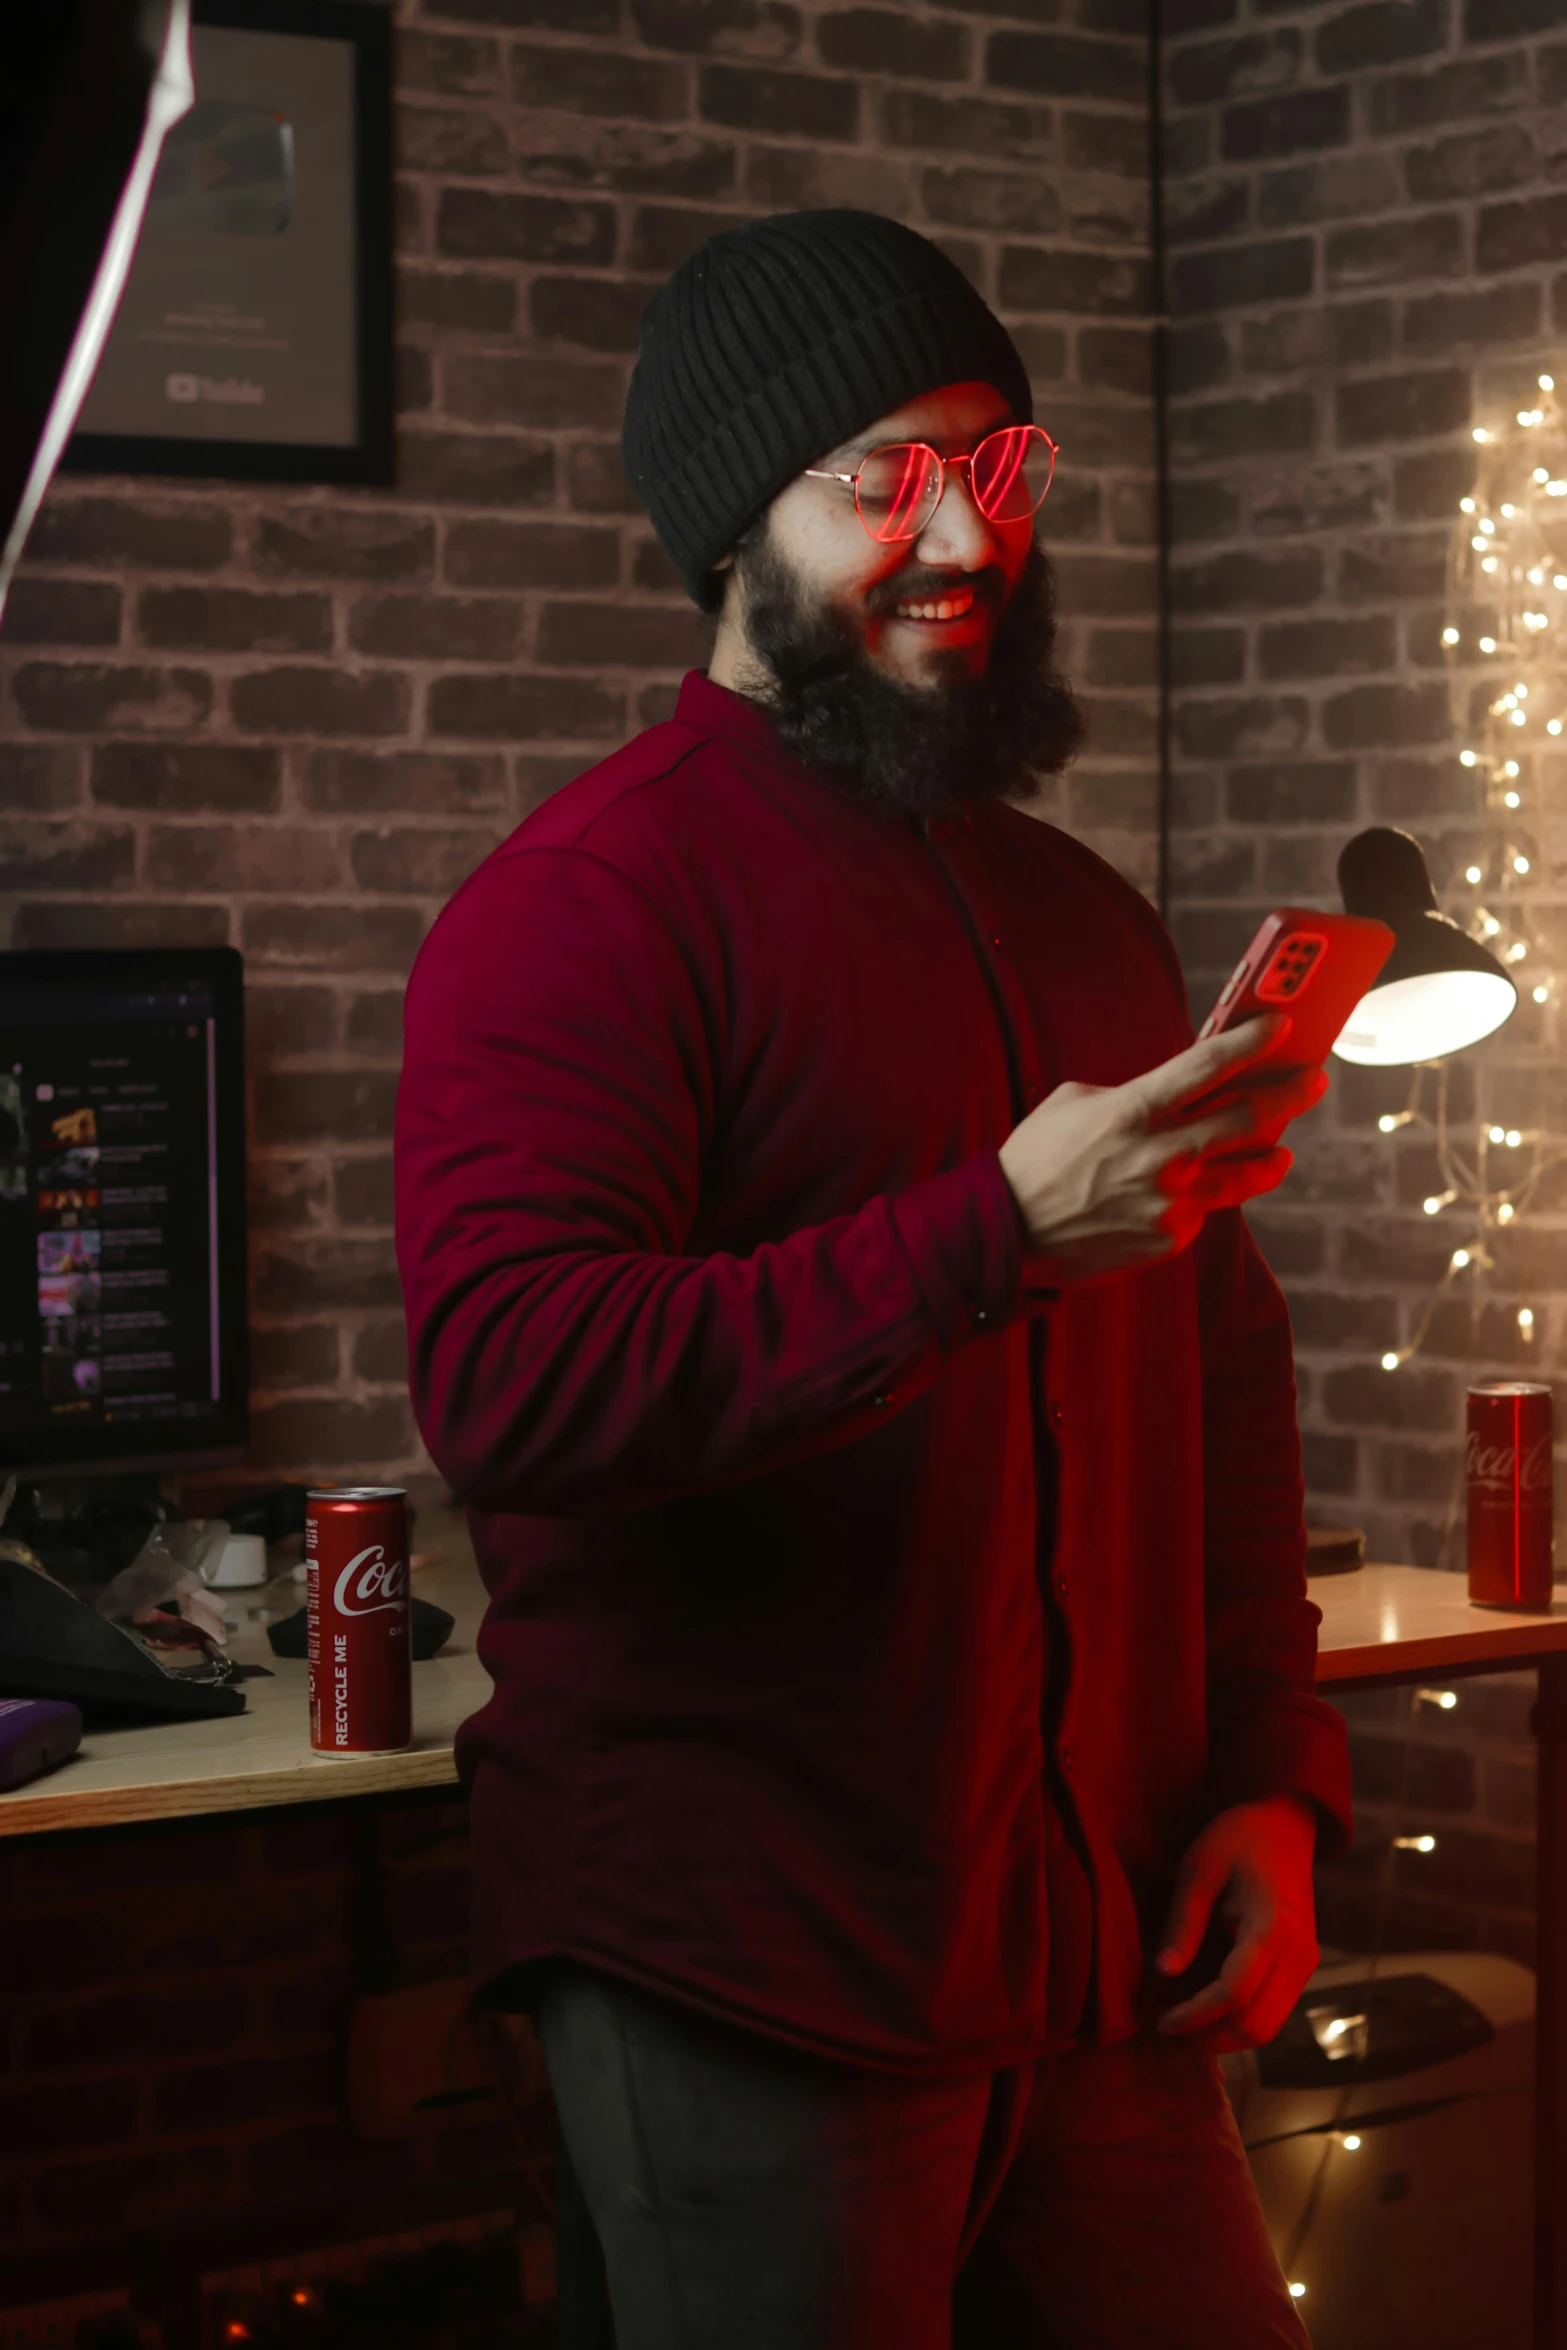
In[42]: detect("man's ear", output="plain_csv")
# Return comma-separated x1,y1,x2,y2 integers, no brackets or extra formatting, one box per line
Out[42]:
712,548,746,627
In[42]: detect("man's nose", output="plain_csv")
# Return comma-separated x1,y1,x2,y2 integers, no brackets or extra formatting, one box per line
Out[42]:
913,461,997,570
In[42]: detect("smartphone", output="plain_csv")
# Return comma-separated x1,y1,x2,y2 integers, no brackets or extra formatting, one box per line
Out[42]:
1196,908,1394,1070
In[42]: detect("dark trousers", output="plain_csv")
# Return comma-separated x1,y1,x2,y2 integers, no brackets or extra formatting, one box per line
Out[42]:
531,1964,1310,2350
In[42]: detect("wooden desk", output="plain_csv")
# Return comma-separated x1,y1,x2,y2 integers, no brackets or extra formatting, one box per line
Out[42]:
6,1536,1564,2335
1313,1560,1567,1689
1313,1564,1567,2350
0,1506,488,1838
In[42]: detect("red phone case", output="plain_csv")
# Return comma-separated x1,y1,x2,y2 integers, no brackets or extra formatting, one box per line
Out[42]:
1197,908,1394,1067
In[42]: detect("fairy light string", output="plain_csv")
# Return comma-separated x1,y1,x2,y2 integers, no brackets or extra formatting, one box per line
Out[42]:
1375,374,1567,1374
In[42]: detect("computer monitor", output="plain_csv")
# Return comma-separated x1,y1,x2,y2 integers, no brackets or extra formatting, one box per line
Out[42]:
0,945,248,1479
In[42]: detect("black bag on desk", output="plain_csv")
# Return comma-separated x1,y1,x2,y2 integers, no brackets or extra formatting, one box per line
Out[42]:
265,1597,454,1662
0,1559,246,1724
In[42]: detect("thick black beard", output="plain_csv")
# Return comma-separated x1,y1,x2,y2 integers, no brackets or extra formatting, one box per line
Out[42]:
730,532,1084,821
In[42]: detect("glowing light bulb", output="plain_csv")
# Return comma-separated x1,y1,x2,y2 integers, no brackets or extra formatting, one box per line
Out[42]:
1499,1201,1517,1222
1479,637,1498,653
1514,709,1529,726
1551,484,1567,497
1343,2134,1363,2151
1506,790,1522,807
1535,986,1550,1004
1551,721,1564,736
1515,854,1531,873
1490,1125,1507,1143
1424,1191,1455,1215
1530,567,1547,585
1417,1688,1459,1710
1443,626,1461,645
1453,1249,1471,1268
1501,503,1518,518
1481,517,1497,535
1473,535,1490,553
1466,865,1483,883
1462,496,1478,513
1536,468,1552,485
1395,1834,1438,1852
1556,574,1567,588
1382,1351,1400,1370
1499,694,1519,711
1507,1129,1523,1146
1542,375,1555,391
1505,760,1521,776
1484,914,1503,933
1461,749,1479,766
1475,428,1492,443
1522,1308,1537,1335
1508,942,1529,962
1483,556,1500,573
1290,2284,1308,2301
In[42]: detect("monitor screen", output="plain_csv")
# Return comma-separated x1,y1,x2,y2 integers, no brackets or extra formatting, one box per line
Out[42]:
0,946,247,1476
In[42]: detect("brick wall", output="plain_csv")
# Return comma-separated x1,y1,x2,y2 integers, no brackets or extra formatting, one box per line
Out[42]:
0,1798,555,2310
1162,0,1567,1572
1160,0,1567,1966
0,0,1160,1498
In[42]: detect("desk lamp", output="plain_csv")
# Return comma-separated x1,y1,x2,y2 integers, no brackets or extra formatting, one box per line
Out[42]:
1332,826,1518,1067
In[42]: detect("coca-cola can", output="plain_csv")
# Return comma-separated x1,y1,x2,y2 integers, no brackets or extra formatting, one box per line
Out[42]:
1467,1383,1555,1610
307,1486,412,1755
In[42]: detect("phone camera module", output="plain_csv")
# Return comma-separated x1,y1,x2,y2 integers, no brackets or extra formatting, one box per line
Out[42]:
1257,934,1326,1004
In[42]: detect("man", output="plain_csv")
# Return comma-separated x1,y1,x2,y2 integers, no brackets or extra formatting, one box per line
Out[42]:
396,210,1352,2348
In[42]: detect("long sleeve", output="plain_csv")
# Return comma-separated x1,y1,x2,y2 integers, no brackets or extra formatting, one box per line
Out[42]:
395,844,1021,1516
1197,1207,1354,1854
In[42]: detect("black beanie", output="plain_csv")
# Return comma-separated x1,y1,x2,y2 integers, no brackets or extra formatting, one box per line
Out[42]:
622,209,1033,607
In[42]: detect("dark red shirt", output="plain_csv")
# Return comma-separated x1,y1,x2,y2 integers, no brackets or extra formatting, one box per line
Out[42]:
395,672,1352,2077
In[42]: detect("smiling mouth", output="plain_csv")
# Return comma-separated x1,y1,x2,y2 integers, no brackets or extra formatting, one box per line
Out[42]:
892,586,978,623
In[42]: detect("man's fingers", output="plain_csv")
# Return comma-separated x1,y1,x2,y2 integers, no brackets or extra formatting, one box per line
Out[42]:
1158,1973,1240,2035
1148,1058,1324,1170
1156,1846,1229,1978
1159,1926,1287,2039
1214,1920,1275,2015
1161,1917,1272,2030
1135,1018,1290,1116
1160,1063,1327,1154
1188,1149,1294,1211
1219,1967,1307,2054
1154,1103,1256,1166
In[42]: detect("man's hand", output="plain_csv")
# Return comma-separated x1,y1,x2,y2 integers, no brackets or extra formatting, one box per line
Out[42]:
997,1019,1328,1287
1154,1796,1320,2053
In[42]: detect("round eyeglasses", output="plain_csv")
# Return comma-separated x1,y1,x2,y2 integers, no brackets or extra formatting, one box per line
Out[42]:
803,423,1058,544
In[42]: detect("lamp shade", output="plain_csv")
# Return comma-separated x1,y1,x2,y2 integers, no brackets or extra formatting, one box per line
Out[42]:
1332,827,1517,1066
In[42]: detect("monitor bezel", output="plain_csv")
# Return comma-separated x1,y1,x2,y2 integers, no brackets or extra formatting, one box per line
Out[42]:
0,943,249,1479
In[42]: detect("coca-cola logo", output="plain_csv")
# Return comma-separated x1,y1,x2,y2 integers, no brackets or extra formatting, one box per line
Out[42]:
1467,1430,1554,1496
333,1543,409,1618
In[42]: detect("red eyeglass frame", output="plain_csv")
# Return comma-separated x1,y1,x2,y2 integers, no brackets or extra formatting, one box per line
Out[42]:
803,423,1059,543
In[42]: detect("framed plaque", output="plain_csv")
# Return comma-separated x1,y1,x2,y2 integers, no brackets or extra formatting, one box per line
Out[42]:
62,0,393,486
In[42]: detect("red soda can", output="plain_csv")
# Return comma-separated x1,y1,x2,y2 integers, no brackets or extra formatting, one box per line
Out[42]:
307,1487,412,1754
1467,1383,1555,1610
